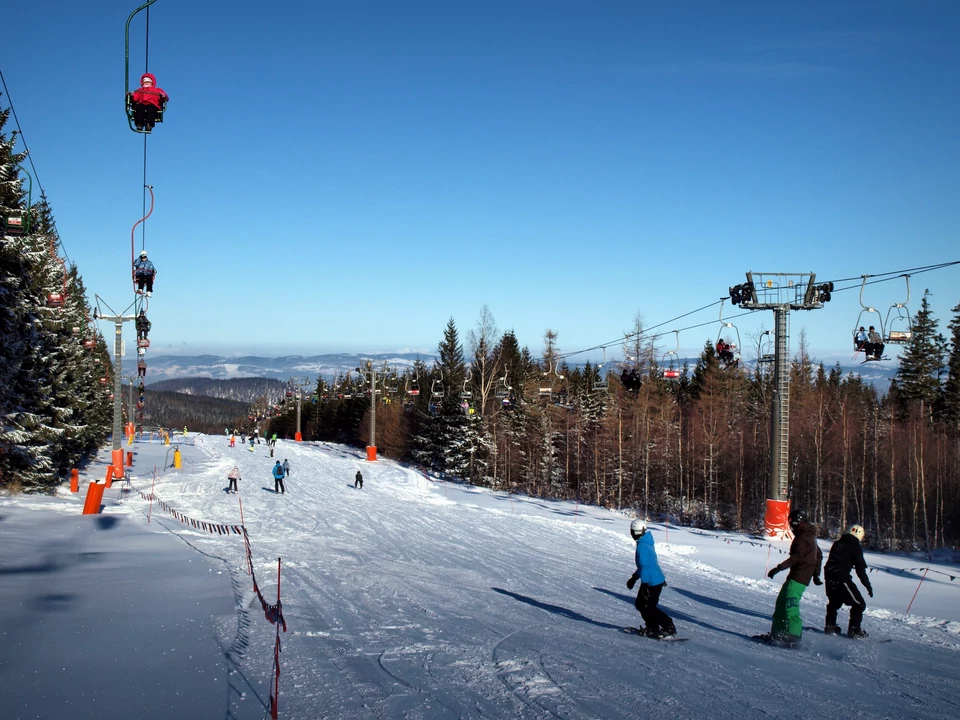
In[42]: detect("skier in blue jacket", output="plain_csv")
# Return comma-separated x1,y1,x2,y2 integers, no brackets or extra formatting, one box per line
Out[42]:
272,461,285,494
626,519,676,638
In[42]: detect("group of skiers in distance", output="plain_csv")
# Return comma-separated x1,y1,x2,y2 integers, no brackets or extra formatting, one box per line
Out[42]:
630,510,874,646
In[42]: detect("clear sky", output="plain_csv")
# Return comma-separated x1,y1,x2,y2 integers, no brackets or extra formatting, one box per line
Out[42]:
4,1,959,361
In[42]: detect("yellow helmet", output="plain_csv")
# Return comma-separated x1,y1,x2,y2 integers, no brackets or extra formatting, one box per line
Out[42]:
847,525,865,542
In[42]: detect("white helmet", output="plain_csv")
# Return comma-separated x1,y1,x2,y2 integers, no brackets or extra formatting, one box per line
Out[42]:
630,519,647,538
847,525,865,542
140,250,147,257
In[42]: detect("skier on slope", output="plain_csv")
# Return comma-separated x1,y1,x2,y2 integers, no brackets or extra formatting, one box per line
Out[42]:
272,461,285,494
763,509,823,645
626,519,676,639
823,525,873,639
354,470,363,489
227,466,240,494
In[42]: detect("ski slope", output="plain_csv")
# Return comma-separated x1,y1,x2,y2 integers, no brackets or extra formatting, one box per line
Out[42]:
2,435,959,720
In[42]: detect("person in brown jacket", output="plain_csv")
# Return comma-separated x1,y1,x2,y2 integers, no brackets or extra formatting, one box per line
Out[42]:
760,509,823,646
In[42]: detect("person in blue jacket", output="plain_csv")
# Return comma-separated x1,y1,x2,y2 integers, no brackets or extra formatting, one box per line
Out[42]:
133,250,156,296
272,461,285,494
626,519,676,638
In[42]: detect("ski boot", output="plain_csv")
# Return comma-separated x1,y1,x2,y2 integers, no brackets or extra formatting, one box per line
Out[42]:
824,624,842,636
848,628,869,639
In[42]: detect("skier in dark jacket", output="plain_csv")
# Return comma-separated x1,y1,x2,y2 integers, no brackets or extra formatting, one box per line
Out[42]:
763,509,823,645
136,310,151,340
133,251,156,295
823,525,873,638
272,461,285,494
626,519,676,638
354,470,363,489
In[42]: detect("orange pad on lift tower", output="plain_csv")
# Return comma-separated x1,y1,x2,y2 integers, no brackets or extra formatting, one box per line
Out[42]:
764,499,790,537
366,446,377,462
111,448,125,479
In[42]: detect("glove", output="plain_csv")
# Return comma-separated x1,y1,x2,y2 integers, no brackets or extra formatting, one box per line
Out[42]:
813,576,823,586
767,568,779,579
626,577,636,590
866,585,873,598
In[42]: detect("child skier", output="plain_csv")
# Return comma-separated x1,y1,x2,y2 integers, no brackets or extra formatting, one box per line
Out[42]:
128,72,168,132
227,466,240,494
354,470,363,489
762,509,823,645
626,519,676,638
823,525,873,638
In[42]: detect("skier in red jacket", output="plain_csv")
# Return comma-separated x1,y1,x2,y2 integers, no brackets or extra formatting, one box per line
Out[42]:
128,73,168,132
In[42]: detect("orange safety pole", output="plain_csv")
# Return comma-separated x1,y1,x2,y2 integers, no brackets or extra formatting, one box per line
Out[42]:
111,448,124,480
126,450,133,467
81,482,105,514
104,465,114,489
70,468,79,493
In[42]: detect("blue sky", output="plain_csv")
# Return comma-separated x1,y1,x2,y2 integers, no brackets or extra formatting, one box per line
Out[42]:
4,1,959,362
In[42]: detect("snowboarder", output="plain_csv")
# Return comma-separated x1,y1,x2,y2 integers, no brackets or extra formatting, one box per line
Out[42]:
823,525,873,639
272,461,285,494
282,459,290,477
133,250,156,296
354,470,363,489
763,509,823,645
227,466,240,494
626,519,676,639
128,72,168,132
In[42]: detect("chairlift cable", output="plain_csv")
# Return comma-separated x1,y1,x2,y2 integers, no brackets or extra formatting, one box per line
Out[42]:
0,68,71,266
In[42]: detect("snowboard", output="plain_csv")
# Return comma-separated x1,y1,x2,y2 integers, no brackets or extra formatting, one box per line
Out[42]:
752,633,801,649
803,627,892,643
623,628,689,642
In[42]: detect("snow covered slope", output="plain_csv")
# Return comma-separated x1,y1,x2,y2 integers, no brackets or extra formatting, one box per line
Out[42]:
2,436,958,719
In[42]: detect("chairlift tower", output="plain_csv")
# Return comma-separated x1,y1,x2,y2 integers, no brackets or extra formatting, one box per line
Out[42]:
357,361,385,461
728,272,833,538
287,376,312,441
93,301,137,478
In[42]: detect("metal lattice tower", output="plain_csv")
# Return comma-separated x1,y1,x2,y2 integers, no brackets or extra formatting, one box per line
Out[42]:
728,272,833,506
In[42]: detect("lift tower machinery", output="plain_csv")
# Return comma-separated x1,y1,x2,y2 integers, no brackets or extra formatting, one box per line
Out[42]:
728,272,833,539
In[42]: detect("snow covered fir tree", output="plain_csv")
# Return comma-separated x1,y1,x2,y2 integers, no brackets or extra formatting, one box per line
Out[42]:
0,98,111,491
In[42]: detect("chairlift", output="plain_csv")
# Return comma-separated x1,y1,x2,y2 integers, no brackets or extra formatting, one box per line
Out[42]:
884,274,913,344
460,367,473,399
431,370,445,400
407,369,420,396
661,331,681,380
852,276,885,353
137,338,150,349
594,349,609,392
3,165,32,237
756,330,774,365
494,372,511,399
539,362,564,402
716,299,741,369
386,369,399,394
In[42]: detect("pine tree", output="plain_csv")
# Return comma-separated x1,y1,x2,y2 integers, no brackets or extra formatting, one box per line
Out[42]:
892,291,943,410
943,301,960,429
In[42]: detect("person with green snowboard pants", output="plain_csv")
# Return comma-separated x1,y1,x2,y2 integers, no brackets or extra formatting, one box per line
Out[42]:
764,509,823,645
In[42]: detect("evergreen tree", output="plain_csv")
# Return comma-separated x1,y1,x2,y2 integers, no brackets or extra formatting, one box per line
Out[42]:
892,291,943,410
943,301,960,429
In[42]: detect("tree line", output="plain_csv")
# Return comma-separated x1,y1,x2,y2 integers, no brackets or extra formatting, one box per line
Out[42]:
1,100,113,490
268,301,960,549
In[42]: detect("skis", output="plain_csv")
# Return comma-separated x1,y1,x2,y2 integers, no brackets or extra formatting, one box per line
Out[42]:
622,628,689,642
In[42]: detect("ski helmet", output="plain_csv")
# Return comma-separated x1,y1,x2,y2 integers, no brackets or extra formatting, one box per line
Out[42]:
630,519,647,538
140,250,147,257
788,508,808,528
847,525,865,542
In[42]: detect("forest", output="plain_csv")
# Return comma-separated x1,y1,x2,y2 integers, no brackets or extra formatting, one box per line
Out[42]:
265,303,960,550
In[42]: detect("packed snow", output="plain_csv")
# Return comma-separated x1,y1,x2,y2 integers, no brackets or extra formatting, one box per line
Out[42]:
2,435,958,720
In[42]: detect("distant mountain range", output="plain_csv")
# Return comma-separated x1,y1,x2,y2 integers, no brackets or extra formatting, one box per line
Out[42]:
130,350,899,391
131,353,434,385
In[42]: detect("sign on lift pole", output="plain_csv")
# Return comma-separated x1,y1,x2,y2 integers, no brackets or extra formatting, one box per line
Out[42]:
728,272,833,539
